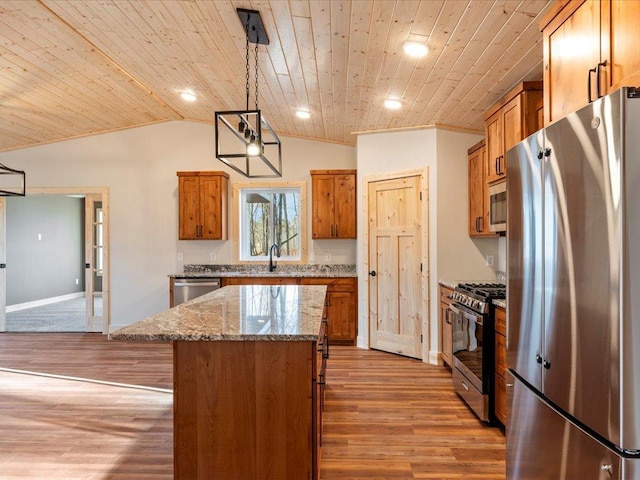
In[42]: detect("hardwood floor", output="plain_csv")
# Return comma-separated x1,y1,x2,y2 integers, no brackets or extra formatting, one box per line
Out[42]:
320,348,505,479
0,334,505,479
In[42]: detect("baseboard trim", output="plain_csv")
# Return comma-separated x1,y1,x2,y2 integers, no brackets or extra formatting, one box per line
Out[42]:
6,292,85,313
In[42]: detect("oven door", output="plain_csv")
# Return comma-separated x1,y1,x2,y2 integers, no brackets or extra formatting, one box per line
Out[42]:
451,303,485,393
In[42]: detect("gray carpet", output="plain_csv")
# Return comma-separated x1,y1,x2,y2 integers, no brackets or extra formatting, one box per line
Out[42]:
6,296,100,332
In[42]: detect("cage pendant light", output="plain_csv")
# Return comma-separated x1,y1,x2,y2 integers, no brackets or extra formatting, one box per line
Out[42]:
214,8,282,178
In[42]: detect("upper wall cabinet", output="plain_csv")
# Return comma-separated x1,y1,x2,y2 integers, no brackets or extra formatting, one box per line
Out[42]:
177,171,229,240
541,0,640,125
311,169,357,239
483,82,543,184
468,140,495,237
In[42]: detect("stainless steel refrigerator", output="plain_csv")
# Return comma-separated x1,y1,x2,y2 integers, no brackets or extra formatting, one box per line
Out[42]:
506,87,640,479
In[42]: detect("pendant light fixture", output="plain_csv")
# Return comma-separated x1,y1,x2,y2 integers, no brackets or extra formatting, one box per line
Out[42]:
0,163,25,196
214,9,282,178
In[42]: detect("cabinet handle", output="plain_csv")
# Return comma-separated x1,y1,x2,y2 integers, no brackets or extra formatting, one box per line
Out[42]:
596,60,607,99
500,156,504,175
478,216,483,232
495,157,499,175
588,65,597,103
323,334,330,359
317,373,325,386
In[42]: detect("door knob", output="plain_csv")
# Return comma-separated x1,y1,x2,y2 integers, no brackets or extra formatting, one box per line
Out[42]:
369,270,377,277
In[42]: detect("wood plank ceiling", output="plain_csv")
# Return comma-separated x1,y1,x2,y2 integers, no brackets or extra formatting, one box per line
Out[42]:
0,0,553,152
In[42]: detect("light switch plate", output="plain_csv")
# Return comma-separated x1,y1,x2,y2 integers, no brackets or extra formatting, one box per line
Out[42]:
177,252,184,262
210,252,217,261
485,255,494,267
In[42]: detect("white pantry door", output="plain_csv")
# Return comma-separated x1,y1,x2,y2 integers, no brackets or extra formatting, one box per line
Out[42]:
368,175,423,358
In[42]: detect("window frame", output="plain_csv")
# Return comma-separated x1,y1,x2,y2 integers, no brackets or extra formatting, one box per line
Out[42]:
233,181,307,264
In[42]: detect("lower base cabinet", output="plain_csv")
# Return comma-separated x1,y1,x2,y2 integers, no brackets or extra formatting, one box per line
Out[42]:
494,306,507,426
439,285,454,367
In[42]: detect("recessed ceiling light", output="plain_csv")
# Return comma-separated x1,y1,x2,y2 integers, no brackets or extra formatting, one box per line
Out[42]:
403,41,428,58
180,90,197,102
296,109,311,119
384,98,402,110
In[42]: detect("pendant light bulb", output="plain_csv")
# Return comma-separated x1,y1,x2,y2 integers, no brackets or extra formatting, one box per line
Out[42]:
247,133,260,156
247,141,261,157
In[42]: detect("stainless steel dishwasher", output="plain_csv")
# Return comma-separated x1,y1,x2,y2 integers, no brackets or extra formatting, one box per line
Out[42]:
171,277,221,307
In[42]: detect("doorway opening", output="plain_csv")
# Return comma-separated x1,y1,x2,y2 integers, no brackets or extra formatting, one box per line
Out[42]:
0,188,109,333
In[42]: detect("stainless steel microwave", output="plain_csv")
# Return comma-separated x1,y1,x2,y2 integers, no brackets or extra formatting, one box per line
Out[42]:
489,181,506,233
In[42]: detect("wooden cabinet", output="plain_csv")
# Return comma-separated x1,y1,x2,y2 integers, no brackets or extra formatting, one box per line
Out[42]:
542,0,640,125
301,277,357,345
439,285,454,367
483,82,543,184
494,306,507,426
311,169,357,239
177,171,228,240
223,276,358,345
468,140,494,237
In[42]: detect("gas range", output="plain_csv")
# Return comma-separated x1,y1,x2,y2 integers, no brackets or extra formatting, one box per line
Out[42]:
449,282,505,314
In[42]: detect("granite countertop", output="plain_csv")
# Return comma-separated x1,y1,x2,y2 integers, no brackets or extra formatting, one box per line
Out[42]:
439,279,459,289
171,263,357,278
110,284,327,342
493,299,506,309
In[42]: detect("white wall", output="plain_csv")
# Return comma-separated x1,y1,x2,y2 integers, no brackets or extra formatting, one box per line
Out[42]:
356,127,498,363
0,121,356,329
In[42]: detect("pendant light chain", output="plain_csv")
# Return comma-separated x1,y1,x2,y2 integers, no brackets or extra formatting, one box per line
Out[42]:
254,41,259,110
245,20,250,111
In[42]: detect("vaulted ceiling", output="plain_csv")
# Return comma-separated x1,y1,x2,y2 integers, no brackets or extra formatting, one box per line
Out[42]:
0,0,553,152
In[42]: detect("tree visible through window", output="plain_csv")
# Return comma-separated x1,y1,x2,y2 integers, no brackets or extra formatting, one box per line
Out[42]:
240,187,301,261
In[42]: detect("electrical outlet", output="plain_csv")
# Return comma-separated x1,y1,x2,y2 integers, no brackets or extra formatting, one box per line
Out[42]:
324,253,332,262
309,251,315,262
210,252,217,262
485,255,495,267
177,252,184,262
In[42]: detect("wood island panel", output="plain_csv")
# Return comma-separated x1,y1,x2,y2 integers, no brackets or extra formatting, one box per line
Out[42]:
174,340,316,480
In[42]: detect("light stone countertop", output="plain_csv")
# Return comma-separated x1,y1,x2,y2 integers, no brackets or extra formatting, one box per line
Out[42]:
110,284,327,342
439,279,459,289
171,263,357,278
493,299,506,309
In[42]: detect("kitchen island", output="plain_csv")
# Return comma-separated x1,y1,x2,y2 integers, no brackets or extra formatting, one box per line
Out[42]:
110,284,328,480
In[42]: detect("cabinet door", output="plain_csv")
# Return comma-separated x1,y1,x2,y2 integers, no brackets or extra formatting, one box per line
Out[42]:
325,290,356,342
178,175,200,240
501,96,523,178
543,0,600,124
440,301,453,367
494,372,507,425
485,111,503,183
311,174,335,239
468,145,486,236
334,174,356,238
602,0,640,91
199,175,225,240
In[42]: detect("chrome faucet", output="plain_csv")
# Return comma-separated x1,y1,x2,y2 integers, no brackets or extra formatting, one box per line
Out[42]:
268,243,280,272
